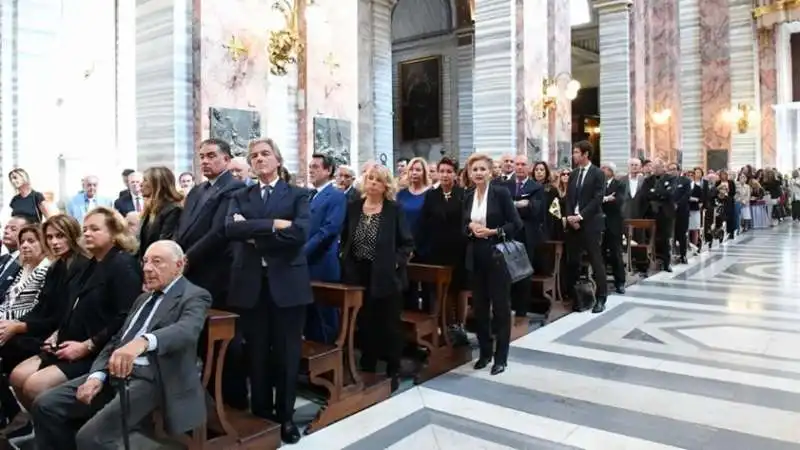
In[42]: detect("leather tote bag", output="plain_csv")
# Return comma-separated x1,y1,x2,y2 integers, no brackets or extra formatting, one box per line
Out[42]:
493,230,534,284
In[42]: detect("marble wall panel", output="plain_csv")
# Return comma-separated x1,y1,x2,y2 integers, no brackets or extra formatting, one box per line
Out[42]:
629,0,647,162
357,0,375,168
649,0,681,163
596,0,633,171
759,27,777,168
679,0,702,169
549,0,571,163
728,0,758,169
456,39,474,163
474,0,517,158
372,0,395,170
699,0,732,166
522,0,548,161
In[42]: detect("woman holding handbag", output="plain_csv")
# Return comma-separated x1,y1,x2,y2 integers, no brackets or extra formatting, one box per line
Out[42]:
462,153,522,376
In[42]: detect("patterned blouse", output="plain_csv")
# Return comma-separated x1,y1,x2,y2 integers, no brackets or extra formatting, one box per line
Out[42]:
0,258,51,320
352,212,382,261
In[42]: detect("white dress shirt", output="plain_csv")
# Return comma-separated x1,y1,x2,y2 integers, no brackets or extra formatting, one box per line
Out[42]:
470,184,490,226
89,276,182,382
628,175,640,198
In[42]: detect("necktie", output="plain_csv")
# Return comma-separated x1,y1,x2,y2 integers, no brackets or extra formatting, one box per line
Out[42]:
576,168,585,193
120,291,163,346
134,196,142,212
309,189,318,201
262,185,272,205
515,181,522,196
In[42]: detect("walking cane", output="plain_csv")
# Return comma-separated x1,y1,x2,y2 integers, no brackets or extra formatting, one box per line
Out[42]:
112,377,132,450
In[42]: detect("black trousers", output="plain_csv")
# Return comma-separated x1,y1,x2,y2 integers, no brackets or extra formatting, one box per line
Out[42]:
470,241,512,365
510,277,532,317
354,260,402,375
654,215,675,266
792,201,800,220
602,228,625,286
674,210,689,258
237,277,306,422
33,370,157,450
565,226,607,304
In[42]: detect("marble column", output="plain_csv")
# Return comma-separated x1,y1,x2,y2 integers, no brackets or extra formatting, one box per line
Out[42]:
678,0,702,169
649,0,681,163
136,0,194,173
728,0,758,169
521,0,550,161
595,0,633,171
629,0,648,160
759,27,777,168
456,31,474,163
371,0,394,170
699,0,731,169
547,0,572,165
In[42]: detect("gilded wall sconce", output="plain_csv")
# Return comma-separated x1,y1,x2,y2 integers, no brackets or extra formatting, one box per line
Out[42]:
532,72,580,119
268,0,317,76
722,103,753,134
651,108,672,125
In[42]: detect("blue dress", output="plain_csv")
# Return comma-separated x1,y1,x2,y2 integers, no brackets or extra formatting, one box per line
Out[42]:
396,188,427,242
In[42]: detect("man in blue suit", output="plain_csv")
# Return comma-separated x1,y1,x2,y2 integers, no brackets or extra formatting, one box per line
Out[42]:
65,175,114,224
304,153,346,343
225,138,311,444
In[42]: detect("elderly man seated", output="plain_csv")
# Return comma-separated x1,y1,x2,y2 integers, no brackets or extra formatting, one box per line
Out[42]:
31,240,211,450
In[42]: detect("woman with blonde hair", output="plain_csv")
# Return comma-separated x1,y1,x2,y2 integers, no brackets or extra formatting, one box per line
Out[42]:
339,165,414,392
8,169,51,223
9,207,141,413
138,166,183,259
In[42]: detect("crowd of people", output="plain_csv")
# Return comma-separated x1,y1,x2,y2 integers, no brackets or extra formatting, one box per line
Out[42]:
0,137,797,448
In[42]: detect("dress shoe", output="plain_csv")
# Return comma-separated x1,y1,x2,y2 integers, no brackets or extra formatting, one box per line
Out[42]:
390,375,400,393
280,421,301,444
591,297,606,314
679,256,688,264
615,284,626,295
663,265,673,273
473,357,491,370
490,364,506,375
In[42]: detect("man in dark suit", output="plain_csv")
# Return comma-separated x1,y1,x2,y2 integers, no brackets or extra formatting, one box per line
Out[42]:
620,157,645,220
600,162,626,294
668,163,692,264
336,165,360,203
564,141,607,313
304,153,346,343
638,159,678,271
113,171,144,216
31,241,211,450
500,155,544,317
225,138,312,444
0,216,30,294
115,169,135,203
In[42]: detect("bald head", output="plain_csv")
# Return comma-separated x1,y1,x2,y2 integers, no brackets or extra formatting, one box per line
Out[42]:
142,240,185,291
500,154,514,175
514,155,529,180
83,175,99,197
229,157,250,182
628,158,642,175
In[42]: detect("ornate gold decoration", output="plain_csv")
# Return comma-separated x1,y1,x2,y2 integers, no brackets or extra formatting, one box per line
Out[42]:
753,0,800,19
531,72,580,119
268,0,316,76
224,34,249,61
722,103,753,134
651,108,672,125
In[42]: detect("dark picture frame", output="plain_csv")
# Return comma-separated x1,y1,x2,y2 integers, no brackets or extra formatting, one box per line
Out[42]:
399,55,442,142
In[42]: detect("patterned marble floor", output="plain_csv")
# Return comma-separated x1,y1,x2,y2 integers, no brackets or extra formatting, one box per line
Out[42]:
292,222,800,450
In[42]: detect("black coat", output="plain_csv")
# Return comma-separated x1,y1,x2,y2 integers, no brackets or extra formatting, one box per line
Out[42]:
462,184,523,272
138,203,182,260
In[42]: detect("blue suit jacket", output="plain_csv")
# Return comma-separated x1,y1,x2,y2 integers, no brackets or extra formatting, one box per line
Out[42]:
66,194,114,223
225,180,313,309
303,183,346,282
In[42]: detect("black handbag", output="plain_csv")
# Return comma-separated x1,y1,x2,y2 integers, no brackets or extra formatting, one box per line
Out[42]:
493,230,534,283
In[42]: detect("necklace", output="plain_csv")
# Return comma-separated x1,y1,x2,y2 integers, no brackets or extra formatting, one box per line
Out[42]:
442,190,452,201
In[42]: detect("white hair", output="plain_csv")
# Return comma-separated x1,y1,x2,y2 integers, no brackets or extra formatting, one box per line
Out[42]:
231,156,248,165
338,165,355,176
601,161,617,174
148,240,185,262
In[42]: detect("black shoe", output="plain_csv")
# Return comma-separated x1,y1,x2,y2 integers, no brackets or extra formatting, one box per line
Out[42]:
592,297,607,314
473,357,491,370
663,265,673,272
490,364,506,375
280,421,301,444
615,284,626,295
679,256,688,264
390,375,400,393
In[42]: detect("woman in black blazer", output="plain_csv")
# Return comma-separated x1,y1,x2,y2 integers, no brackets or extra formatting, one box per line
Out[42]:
463,153,522,375
138,166,183,260
9,207,141,412
340,165,414,391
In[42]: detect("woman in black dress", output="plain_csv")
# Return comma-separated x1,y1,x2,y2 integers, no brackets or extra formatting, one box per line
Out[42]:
7,169,51,223
418,156,468,341
9,207,141,410
138,167,183,260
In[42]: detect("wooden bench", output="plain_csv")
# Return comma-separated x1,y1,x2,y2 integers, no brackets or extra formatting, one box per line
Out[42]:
531,240,564,303
200,309,281,450
303,282,392,434
402,263,471,383
625,219,657,278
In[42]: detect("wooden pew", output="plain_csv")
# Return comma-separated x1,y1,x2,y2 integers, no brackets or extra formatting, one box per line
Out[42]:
303,282,392,434
201,309,281,450
531,240,564,303
625,219,657,280
403,263,471,382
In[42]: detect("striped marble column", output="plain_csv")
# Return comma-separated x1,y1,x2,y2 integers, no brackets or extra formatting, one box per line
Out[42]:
521,0,549,161
649,0,681,163
629,0,647,161
372,0,394,170
474,0,518,158
728,0,758,169
699,0,731,169
356,0,375,169
456,32,474,164
679,0,702,169
595,0,633,171
547,0,572,165
135,0,194,173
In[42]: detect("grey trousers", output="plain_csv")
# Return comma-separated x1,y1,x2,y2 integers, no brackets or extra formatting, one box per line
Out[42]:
32,372,158,450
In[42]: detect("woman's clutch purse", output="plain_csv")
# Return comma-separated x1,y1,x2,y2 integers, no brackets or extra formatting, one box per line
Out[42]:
549,198,562,219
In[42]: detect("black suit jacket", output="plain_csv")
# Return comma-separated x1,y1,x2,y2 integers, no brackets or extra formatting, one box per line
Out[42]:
0,254,21,295
176,171,245,296
462,184,523,272
57,247,143,350
639,174,678,219
344,186,361,204
602,178,626,234
138,203,182,260
21,254,89,338
114,194,135,217
340,199,415,298
225,180,313,309
673,175,693,213
500,178,545,259
566,165,605,232
688,181,703,211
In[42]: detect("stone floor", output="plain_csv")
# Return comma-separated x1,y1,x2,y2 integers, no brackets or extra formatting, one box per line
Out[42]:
292,222,800,449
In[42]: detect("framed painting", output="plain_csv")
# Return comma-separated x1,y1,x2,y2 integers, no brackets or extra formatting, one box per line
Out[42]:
399,55,442,142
